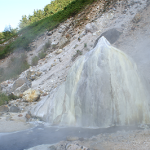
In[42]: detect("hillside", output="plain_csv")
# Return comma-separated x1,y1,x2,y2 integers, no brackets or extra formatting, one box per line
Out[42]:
1,0,150,149
0,0,100,60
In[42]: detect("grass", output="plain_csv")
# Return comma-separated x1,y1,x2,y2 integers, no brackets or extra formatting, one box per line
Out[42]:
0,0,97,59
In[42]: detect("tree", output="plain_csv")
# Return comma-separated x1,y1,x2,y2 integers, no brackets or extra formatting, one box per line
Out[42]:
19,15,28,29
0,32,4,39
3,25,12,37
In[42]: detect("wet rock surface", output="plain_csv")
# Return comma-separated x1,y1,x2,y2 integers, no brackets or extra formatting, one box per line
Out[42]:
0,125,149,150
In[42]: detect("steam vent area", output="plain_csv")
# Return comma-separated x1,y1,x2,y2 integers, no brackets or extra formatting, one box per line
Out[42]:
31,37,150,127
1,0,150,149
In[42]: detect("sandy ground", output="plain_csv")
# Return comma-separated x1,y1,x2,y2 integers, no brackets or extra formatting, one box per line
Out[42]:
0,120,33,133
0,111,33,133
26,128,150,150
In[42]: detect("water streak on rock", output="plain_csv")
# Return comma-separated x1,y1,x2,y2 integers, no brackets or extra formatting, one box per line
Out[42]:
31,37,150,127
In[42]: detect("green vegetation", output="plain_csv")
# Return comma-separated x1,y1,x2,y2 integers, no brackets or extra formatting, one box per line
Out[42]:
38,51,47,59
8,93,19,100
0,93,9,106
0,93,19,106
19,0,75,29
32,40,51,64
0,54,29,82
31,56,39,66
72,50,82,61
0,0,97,59
43,40,51,51
0,25,18,44
84,43,87,48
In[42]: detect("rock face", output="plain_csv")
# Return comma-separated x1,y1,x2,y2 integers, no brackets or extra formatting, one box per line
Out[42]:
31,37,150,127
93,28,122,48
0,78,31,96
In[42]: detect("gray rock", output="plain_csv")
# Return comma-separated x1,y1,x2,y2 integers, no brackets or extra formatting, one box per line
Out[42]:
47,31,53,36
49,145,57,150
14,83,31,96
12,78,28,91
11,78,31,96
9,106,20,113
85,22,98,33
58,37,69,48
0,105,9,112
93,28,122,48
25,113,31,122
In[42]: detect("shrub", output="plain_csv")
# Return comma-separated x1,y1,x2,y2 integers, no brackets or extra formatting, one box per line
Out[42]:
8,93,19,100
32,56,39,66
44,40,51,50
84,43,87,48
38,51,47,59
0,93,9,106
72,50,82,61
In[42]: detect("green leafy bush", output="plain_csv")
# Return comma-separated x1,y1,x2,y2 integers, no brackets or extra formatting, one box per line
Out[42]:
0,93,19,106
8,93,19,100
0,93,9,106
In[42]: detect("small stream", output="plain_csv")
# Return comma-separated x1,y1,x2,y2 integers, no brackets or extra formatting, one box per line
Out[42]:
0,123,142,150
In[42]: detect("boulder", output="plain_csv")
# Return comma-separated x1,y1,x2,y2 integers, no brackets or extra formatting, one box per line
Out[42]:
93,28,122,47
25,113,31,121
51,41,58,47
12,78,28,91
23,89,40,102
12,78,31,96
0,105,9,112
58,37,69,48
85,22,98,33
9,106,20,113
47,31,53,36
36,72,42,77
31,37,150,127
66,143,88,150
26,71,36,81
55,49,63,54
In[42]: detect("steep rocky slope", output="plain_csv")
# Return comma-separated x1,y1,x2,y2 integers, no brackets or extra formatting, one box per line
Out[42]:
1,0,150,149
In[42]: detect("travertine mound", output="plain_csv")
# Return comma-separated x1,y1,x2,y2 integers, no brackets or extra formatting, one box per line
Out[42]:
31,37,150,127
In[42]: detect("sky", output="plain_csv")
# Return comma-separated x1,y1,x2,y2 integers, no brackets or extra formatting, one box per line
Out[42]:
0,0,52,32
